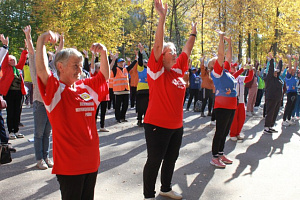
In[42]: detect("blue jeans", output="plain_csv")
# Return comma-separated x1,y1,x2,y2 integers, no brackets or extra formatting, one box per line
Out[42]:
292,94,300,117
0,109,8,144
33,101,52,160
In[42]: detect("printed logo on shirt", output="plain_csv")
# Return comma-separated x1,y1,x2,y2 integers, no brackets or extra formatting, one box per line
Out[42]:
225,88,231,95
172,78,185,89
79,92,93,101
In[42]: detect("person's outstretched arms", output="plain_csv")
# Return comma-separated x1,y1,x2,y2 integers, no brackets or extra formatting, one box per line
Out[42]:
0,34,8,66
23,25,34,55
182,22,197,58
224,36,232,66
153,0,168,61
36,31,59,86
56,33,64,53
90,43,109,80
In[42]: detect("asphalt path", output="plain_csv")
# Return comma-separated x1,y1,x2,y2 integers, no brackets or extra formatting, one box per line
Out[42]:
0,104,299,200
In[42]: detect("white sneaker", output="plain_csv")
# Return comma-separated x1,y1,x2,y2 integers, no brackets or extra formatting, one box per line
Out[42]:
282,121,290,126
99,128,109,132
288,120,296,125
144,198,156,200
159,190,182,199
210,121,216,126
236,134,244,140
36,159,48,170
230,137,237,141
9,133,17,140
246,111,253,117
45,158,54,168
251,112,258,116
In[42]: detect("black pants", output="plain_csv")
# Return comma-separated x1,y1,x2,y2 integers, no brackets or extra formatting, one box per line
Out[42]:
108,88,115,110
283,92,297,121
265,98,281,127
244,87,249,104
212,108,235,157
143,123,183,198
4,90,23,133
56,171,98,200
0,110,8,143
136,92,149,121
183,88,189,106
115,94,129,121
130,86,137,108
95,101,108,128
187,89,199,110
201,88,214,113
255,89,264,107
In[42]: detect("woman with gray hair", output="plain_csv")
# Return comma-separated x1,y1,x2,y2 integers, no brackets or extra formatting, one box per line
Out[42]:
36,31,110,200
142,0,197,199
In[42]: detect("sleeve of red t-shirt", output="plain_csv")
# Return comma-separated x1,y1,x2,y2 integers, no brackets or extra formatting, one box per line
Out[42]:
174,52,188,76
37,73,60,106
82,71,109,102
213,60,223,75
147,50,163,73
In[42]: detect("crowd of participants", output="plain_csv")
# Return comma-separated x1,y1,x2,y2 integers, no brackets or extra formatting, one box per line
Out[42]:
0,0,299,199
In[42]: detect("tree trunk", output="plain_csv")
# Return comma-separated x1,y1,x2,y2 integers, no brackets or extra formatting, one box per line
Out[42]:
201,0,205,55
273,7,279,56
254,28,258,61
247,33,251,60
238,27,243,63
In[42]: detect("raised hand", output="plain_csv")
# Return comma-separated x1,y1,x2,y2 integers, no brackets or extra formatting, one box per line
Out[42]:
22,25,31,37
138,43,144,52
154,0,168,17
191,22,197,35
0,34,9,46
90,43,107,54
82,49,88,58
268,52,273,59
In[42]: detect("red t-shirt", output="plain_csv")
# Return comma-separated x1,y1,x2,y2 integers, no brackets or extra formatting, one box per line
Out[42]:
144,50,188,129
38,72,108,175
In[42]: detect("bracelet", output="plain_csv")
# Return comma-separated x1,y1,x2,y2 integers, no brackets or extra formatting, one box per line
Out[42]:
190,34,197,38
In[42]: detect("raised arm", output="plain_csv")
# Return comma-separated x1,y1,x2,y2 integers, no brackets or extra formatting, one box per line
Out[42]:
23,25,34,55
182,22,197,58
224,36,232,66
153,0,168,61
56,33,64,53
0,34,9,65
36,31,59,86
90,43,110,80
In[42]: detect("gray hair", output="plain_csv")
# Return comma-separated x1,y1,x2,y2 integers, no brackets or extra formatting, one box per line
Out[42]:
163,42,176,52
54,48,83,76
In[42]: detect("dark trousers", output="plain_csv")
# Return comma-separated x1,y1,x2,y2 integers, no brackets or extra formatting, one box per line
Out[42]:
212,108,235,157
0,110,8,144
201,88,214,113
56,171,98,200
187,89,199,110
136,93,149,121
115,94,129,120
108,88,115,110
95,101,108,128
283,92,297,121
255,89,264,107
130,86,137,108
183,88,189,106
4,90,23,133
24,82,33,105
143,123,183,198
265,98,281,127
244,87,249,104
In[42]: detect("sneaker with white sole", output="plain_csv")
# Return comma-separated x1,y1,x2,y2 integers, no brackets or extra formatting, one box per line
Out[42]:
269,127,278,133
219,155,233,164
230,136,237,141
144,198,156,200
236,134,244,140
99,128,109,132
210,157,226,168
9,133,17,140
159,190,182,200
15,133,24,138
263,128,273,134
246,111,253,117
45,158,54,168
36,159,48,170
210,121,216,126
288,120,296,125
282,121,290,126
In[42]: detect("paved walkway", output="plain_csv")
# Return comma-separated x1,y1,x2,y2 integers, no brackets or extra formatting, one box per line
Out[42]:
0,105,299,200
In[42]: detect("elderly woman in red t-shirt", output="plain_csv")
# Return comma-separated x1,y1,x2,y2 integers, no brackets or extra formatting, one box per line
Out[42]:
36,31,109,200
142,1,197,199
